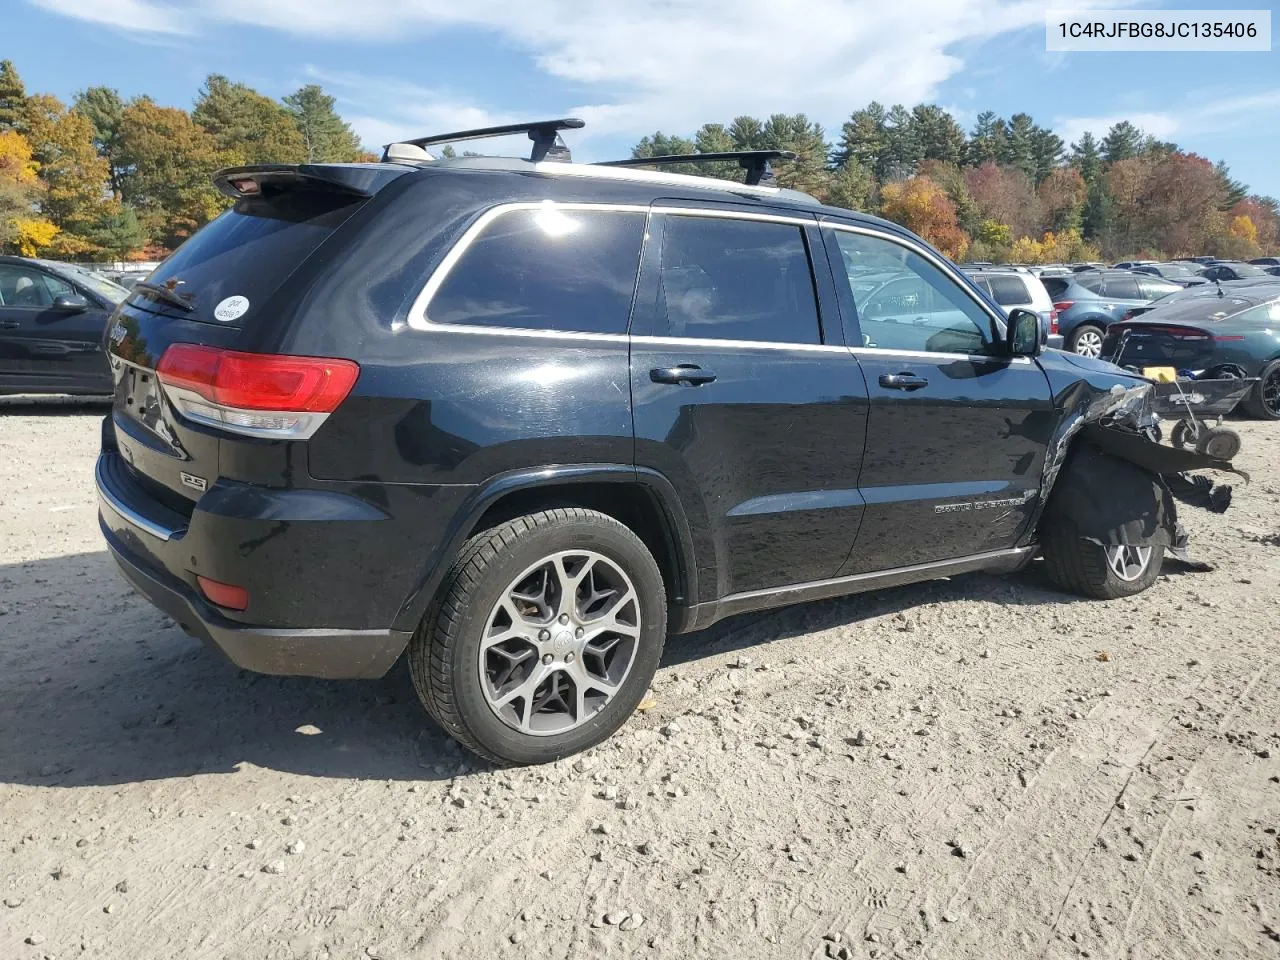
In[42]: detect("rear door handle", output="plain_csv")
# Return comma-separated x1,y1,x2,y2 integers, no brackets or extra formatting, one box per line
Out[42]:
0,320,19,330
651,364,717,386
879,372,929,391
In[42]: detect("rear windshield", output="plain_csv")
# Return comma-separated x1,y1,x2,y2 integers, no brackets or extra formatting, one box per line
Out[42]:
134,190,365,324
1041,277,1070,300
1143,295,1263,323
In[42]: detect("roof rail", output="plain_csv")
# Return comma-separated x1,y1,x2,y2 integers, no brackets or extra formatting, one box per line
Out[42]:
596,150,797,186
383,118,585,163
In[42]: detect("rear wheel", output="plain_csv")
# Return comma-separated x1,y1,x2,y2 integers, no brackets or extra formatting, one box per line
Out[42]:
1040,512,1163,599
1242,359,1280,420
409,508,666,765
1067,323,1105,358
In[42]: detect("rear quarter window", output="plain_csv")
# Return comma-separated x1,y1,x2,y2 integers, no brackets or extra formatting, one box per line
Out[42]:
427,207,646,335
985,275,1031,306
1077,275,1106,295
1041,277,1070,300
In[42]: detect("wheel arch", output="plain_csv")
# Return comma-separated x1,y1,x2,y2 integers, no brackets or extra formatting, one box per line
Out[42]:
391,465,701,635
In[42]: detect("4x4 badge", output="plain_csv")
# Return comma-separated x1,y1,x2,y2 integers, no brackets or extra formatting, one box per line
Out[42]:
180,472,208,492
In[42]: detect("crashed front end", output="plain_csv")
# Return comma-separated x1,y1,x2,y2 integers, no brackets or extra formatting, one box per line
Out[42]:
1030,361,1242,564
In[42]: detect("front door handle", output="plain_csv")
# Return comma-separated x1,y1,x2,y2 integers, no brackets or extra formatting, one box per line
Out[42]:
879,371,929,391
0,320,19,330
651,364,717,386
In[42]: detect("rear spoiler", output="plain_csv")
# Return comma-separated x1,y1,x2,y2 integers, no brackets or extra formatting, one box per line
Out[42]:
212,163,410,200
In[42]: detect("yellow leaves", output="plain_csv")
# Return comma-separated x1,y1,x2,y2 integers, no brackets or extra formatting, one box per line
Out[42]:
1228,214,1258,244
1009,235,1044,263
0,129,38,185
12,217,58,256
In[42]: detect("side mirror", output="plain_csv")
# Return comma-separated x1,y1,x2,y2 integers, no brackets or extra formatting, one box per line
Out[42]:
1005,308,1042,357
52,293,90,313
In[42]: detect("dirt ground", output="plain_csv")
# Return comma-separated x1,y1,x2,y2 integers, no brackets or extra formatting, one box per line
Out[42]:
2,400,1279,960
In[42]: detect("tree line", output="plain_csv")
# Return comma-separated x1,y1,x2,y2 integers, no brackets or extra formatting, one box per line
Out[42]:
1,54,1275,265
631,105,1278,263
0,59,369,259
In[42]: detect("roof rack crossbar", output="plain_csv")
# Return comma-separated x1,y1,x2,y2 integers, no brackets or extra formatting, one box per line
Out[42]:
596,150,797,186
389,118,585,163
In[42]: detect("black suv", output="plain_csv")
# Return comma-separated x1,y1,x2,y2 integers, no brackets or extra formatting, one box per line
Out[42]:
96,120,1192,765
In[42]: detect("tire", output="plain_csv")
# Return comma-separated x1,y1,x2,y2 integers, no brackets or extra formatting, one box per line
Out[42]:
1066,323,1106,359
408,508,667,765
1170,418,1195,449
1195,426,1241,460
1040,512,1163,600
1241,359,1280,420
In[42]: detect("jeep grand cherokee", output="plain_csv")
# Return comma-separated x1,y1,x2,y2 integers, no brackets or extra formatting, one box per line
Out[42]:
96,119,1200,765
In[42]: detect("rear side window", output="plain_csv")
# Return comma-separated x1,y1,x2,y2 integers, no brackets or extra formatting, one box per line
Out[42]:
428,207,646,335
1077,275,1106,295
141,190,366,325
1041,277,1070,300
1103,276,1141,300
656,216,820,344
1137,277,1181,300
985,275,1031,306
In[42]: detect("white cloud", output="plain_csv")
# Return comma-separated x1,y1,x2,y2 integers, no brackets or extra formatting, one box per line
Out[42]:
1055,90,1280,145
1054,111,1181,145
31,0,1128,146
29,0,191,34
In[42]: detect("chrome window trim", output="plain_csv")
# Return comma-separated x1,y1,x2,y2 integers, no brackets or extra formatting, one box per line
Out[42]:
406,201,816,337
405,201,650,333
820,220,1009,338
635,334,848,354
851,346,1033,365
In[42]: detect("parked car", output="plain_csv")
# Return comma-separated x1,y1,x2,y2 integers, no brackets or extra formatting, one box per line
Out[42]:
1070,262,1104,272
1104,287,1280,419
1112,260,1158,269
95,121,1201,764
962,267,1063,348
1131,262,1209,287
1040,271,1181,357
1198,261,1271,282
1264,266,1280,277
1173,256,1217,265
0,256,129,396
1247,257,1280,267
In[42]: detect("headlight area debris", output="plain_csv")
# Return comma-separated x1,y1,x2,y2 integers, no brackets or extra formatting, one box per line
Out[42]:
1035,380,1245,565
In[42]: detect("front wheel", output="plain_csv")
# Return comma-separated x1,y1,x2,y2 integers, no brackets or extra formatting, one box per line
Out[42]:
409,508,667,765
1067,323,1106,359
1241,359,1280,420
1040,513,1163,599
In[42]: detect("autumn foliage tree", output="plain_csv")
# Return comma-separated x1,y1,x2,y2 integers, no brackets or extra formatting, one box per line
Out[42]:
878,176,968,260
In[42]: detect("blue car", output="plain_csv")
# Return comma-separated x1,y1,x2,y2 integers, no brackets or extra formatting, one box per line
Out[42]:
1040,271,1181,357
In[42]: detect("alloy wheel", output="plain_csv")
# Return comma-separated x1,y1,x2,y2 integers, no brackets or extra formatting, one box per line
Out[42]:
1074,329,1103,358
1104,544,1153,582
1263,368,1280,416
478,550,640,736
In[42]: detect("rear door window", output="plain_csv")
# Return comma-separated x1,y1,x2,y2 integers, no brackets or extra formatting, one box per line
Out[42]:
136,190,367,325
655,215,820,344
428,207,646,335
985,275,1031,306
1103,276,1142,300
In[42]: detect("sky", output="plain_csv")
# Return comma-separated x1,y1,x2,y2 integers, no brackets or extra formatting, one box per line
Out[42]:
7,0,1280,197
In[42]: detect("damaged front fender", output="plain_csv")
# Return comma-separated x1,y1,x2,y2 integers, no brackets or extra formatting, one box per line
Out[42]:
1027,357,1243,554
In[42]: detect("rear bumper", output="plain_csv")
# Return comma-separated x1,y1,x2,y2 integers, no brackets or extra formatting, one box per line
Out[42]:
96,449,413,679
103,525,409,678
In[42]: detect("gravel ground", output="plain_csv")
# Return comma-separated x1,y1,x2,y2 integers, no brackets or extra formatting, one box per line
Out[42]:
2,400,1279,960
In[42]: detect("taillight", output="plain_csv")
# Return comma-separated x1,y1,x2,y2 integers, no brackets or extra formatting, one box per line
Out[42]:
1053,300,1074,312
197,575,249,611
1048,309,1059,334
157,344,359,439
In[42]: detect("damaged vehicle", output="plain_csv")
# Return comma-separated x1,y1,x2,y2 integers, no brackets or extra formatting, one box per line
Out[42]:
95,119,1238,765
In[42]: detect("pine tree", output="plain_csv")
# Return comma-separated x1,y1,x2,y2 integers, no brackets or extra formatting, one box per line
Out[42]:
1030,126,1064,183
967,111,1006,167
912,104,966,166
193,74,306,164
73,86,127,197
836,102,887,171
692,123,740,180
727,116,764,150
881,104,921,181
1214,160,1248,209
1069,131,1102,182
282,84,363,163
0,60,26,133
1102,121,1142,163
1001,113,1038,180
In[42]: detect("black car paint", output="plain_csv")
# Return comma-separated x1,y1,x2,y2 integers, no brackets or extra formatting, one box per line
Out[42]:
96,160,1152,679
0,257,117,395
